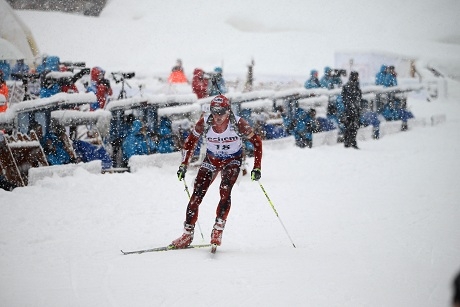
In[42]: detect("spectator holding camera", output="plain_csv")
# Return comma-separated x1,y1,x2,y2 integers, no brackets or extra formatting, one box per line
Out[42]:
208,67,227,96
87,66,113,110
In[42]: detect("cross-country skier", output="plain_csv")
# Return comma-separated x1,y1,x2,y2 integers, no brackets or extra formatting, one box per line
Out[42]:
171,94,263,248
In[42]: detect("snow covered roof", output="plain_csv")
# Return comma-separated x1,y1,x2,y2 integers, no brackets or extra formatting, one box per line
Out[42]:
273,87,328,99
158,103,201,117
105,93,197,112
240,98,274,111
51,109,112,126
10,93,97,113
227,90,275,102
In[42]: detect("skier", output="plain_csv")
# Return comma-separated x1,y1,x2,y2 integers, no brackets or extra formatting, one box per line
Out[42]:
171,94,263,249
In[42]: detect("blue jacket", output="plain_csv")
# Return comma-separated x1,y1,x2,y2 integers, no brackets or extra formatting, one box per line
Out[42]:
73,140,113,169
157,117,177,153
304,70,321,89
320,67,334,89
11,62,30,79
122,120,149,161
294,108,316,141
375,65,387,85
383,73,397,87
42,133,71,165
0,61,11,80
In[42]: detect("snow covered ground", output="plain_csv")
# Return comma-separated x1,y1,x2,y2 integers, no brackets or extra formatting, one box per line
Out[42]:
1,1,460,306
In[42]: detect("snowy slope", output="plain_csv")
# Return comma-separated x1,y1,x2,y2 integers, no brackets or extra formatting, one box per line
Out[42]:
1,1,460,306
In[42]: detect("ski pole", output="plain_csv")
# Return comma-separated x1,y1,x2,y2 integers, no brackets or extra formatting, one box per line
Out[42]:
182,179,204,240
257,181,296,248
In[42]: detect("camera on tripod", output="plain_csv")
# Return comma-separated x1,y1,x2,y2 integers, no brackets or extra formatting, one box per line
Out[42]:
60,61,86,72
111,72,135,83
10,73,41,83
330,69,347,78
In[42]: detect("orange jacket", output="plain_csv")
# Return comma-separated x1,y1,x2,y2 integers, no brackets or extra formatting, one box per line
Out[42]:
168,70,188,83
0,82,8,112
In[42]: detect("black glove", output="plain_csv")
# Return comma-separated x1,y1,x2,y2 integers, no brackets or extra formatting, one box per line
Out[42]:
177,164,187,181
251,168,261,181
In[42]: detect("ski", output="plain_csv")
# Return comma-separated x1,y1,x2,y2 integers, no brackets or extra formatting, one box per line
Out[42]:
211,244,218,254
121,244,212,255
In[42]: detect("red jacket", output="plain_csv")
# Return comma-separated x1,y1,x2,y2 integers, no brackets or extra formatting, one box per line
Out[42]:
96,82,112,109
0,82,8,113
192,68,208,99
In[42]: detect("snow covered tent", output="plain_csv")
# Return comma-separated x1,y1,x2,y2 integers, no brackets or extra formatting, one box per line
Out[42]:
0,0,40,64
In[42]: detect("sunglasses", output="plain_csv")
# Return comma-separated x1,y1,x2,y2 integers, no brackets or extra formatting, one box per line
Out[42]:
210,106,228,116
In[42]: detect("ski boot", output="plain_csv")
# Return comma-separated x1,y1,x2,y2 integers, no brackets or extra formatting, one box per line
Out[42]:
210,218,226,246
170,223,194,249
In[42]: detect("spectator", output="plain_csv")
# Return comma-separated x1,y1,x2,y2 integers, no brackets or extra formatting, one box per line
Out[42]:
35,55,48,74
73,138,113,170
147,131,159,154
10,59,30,80
375,64,387,85
157,116,178,153
208,67,227,96
40,122,73,166
0,71,9,113
293,108,317,148
121,119,150,164
39,71,61,98
331,70,343,88
341,71,361,149
320,66,334,89
191,68,208,99
359,99,381,139
86,66,113,110
304,69,321,89
454,271,460,307
0,60,11,80
383,65,398,87
168,59,188,83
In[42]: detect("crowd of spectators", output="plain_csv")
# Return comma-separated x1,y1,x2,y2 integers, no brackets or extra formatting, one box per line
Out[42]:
0,56,112,112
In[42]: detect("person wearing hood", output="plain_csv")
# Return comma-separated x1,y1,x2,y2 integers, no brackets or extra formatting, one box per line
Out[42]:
341,71,362,149
121,119,150,164
192,68,209,99
86,66,113,110
304,69,321,89
375,65,387,85
293,107,317,148
320,66,334,89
